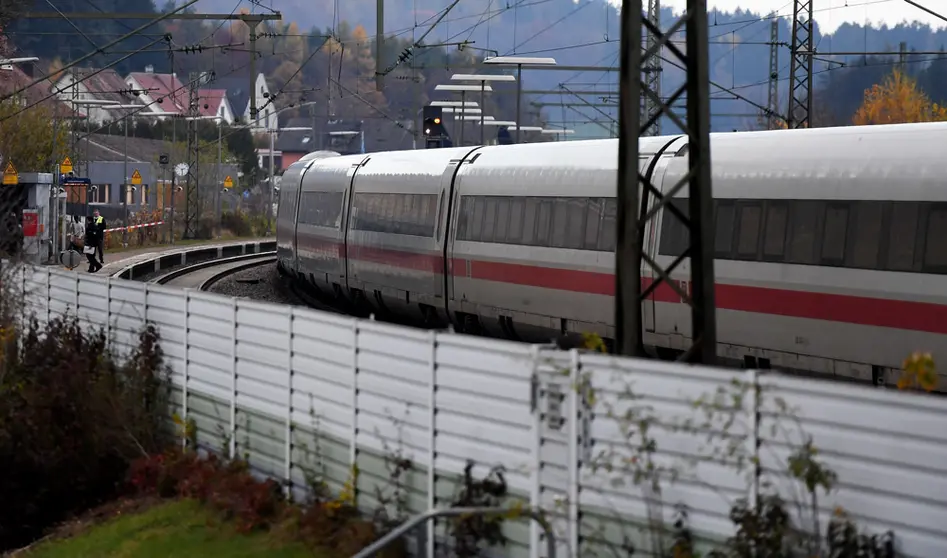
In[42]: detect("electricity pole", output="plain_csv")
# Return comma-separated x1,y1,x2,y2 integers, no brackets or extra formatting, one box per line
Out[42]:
787,0,813,128
183,73,200,239
767,17,780,129
616,0,716,364
642,0,662,136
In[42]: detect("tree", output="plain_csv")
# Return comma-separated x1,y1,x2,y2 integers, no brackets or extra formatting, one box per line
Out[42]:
0,102,69,172
853,68,947,125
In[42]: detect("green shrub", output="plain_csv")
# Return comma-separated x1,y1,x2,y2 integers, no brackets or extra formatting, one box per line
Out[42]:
0,316,171,551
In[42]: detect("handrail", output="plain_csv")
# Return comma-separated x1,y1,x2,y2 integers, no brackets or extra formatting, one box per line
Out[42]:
351,506,557,558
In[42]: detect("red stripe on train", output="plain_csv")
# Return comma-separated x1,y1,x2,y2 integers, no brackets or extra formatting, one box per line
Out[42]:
294,237,947,334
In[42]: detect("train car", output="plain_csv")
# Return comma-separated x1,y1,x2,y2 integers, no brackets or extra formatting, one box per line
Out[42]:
342,146,480,323
292,153,368,297
278,121,947,387
650,122,947,384
444,135,685,341
276,150,340,276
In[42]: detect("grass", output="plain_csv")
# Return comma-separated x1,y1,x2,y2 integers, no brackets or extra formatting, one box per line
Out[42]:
19,499,326,558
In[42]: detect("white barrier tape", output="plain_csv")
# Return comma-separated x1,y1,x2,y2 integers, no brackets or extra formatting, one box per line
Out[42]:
104,221,165,233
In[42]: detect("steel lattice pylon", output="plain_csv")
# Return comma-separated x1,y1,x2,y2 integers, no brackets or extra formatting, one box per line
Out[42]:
183,73,200,240
766,16,780,129
642,0,662,136
616,0,716,364
787,0,813,129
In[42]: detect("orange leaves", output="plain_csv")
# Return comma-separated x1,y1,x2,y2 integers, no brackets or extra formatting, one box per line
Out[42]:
853,69,947,126
898,352,938,393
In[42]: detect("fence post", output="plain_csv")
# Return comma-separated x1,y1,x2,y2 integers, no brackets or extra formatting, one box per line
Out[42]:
426,329,438,558
181,290,190,450
284,307,295,499
105,277,113,352
744,368,760,510
350,319,360,506
45,267,50,326
567,349,580,557
529,344,542,558
230,296,237,459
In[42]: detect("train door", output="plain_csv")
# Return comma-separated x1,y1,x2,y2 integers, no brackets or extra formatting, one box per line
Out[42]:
434,157,465,305
443,150,483,318
340,156,370,290
650,141,693,345
639,137,688,334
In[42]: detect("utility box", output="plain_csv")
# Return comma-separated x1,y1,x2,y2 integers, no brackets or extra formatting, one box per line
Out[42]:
18,172,53,265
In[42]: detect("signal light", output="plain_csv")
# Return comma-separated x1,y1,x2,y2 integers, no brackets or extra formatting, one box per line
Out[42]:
433,117,441,124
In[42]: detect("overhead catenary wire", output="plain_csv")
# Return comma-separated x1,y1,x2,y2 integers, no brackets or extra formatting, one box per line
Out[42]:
0,35,169,123
0,0,200,104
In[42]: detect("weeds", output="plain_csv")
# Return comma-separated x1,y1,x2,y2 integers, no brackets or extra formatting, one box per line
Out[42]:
0,316,171,551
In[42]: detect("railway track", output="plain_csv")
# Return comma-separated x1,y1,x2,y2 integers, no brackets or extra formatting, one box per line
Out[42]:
153,252,277,291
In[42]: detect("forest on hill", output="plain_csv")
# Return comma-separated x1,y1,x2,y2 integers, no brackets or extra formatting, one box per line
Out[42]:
7,0,947,136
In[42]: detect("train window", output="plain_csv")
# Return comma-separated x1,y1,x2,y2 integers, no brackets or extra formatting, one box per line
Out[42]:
522,197,539,245
471,197,485,241
923,205,947,270
482,197,498,243
821,203,849,263
849,201,883,269
736,203,762,259
509,198,525,243
885,202,918,271
658,198,689,257
457,196,473,240
585,198,603,250
299,191,343,228
714,201,735,256
565,198,587,249
351,193,438,237
787,201,820,264
599,198,618,252
762,202,788,259
536,199,552,246
496,197,511,243
551,199,569,248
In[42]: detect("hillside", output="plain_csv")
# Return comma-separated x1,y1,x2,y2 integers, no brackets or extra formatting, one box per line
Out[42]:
8,1,947,135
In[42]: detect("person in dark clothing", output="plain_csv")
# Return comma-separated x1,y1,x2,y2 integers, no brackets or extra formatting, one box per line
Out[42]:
87,208,106,264
83,221,101,272
1,211,21,258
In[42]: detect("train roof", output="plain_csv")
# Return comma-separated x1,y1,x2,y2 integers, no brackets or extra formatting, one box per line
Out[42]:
667,121,947,201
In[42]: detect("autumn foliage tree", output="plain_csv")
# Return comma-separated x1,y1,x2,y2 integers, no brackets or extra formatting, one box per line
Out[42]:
853,68,947,125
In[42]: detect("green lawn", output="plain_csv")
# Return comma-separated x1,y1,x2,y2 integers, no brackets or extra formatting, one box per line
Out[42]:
22,499,325,558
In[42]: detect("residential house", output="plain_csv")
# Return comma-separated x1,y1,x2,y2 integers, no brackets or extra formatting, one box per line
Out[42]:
50,67,140,124
0,61,77,117
273,119,316,169
211,74,277,132
124,67,187,119
198,89,234,123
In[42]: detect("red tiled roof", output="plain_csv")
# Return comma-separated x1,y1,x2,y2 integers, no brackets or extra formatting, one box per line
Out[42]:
74,68,135,104
127,72,187,113
0,65,78,118
198,88,227,117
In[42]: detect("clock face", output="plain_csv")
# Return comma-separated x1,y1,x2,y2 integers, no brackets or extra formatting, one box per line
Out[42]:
174,163,189,177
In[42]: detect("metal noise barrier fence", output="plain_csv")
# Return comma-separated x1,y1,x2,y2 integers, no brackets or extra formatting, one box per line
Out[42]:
11,263,947,557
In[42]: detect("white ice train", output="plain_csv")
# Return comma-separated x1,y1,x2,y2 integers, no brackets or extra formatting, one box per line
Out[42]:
276,122,947,387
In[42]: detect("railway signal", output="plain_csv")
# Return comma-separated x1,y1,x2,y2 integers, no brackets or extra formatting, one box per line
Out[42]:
423,106,448,148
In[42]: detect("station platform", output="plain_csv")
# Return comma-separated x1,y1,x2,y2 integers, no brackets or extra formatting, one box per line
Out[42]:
43,238,267,276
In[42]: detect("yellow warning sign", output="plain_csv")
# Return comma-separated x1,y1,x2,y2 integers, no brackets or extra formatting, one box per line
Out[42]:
60,156,73,174
131,169,142,185
223,175,233,189
2,161,18,185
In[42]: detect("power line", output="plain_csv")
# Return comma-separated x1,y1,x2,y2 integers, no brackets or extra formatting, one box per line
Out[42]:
2,0,200,104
